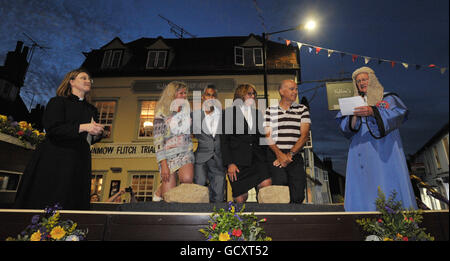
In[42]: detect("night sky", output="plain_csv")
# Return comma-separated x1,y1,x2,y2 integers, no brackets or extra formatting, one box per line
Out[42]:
0,0,448,175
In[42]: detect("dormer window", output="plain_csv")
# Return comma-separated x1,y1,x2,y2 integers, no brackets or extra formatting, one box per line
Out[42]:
234,47,263,66
234,47,244,66
146,50,167,69
102,49,123,69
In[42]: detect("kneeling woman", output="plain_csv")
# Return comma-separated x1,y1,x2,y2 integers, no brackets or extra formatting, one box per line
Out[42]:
220,83,271,203
153,81,194,197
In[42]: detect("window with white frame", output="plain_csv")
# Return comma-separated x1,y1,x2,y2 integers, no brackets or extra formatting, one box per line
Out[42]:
234,47,244,66
433,146,442,169
94,101,116,139
91,172,105,202
0,170,21,191
442,136,449,163
101,50,123,69
253,48,263,66
234,47,263,66
138,101,157,138
130,172,156,202
146,50,167,69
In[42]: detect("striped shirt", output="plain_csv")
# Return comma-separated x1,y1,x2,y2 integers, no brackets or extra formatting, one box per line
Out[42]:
264,102,311,152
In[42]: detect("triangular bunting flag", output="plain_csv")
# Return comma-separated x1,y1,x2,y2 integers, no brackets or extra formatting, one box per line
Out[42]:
327,50,334,58
275,40,448,75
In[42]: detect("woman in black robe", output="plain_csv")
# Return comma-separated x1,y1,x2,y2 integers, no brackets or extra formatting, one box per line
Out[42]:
14,68,104,210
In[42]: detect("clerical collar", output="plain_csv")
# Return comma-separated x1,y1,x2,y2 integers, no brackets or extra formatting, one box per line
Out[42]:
69,94,85,101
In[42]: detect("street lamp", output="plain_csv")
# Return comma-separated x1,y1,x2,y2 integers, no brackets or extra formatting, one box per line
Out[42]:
262,21,316,103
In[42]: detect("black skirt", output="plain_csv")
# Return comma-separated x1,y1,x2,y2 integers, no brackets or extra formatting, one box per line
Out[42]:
229,150,270,197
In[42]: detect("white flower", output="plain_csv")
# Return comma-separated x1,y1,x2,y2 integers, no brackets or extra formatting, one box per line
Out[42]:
365,235,381,241
65,235,80,241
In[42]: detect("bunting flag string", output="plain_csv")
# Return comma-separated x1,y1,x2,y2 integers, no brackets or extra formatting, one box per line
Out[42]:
282,38,448,74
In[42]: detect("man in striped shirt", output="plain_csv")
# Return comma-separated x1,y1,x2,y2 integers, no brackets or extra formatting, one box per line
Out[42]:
264,79,311,204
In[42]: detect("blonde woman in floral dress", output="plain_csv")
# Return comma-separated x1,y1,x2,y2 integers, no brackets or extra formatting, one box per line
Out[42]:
153,81,194,198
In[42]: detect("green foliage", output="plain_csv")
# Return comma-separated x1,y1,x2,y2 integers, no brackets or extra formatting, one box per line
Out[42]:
356,187,434,241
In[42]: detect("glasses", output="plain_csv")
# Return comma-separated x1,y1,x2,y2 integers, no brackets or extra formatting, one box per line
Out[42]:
356,78,369,85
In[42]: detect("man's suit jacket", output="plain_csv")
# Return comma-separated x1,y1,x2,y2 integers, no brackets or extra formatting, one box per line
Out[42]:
192,109,224,165
220,105,266,168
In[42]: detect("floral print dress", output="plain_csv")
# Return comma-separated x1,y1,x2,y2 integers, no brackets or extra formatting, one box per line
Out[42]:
153,108,194,174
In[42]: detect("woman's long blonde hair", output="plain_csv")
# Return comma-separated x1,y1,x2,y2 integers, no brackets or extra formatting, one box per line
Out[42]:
56,68,92,102
155,81,188,117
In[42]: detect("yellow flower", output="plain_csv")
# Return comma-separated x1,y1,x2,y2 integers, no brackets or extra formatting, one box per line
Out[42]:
219,232,230,241
18,121,28,129
50,226,66,240
396,233,403,239
30,231,42,241
383,237,393,241
33,130,40,136
0,114,6,122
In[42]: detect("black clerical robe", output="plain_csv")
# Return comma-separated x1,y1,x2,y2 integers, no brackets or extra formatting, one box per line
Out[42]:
14,94,101,210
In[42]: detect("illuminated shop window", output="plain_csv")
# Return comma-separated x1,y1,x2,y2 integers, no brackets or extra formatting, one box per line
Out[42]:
138,101,157,138
130,173,156,202
94,101,116,139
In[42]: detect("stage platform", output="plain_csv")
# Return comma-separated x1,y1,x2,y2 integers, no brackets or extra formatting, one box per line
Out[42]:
0,202,448,241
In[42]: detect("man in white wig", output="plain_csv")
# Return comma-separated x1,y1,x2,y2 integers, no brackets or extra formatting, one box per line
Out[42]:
336,66,418,212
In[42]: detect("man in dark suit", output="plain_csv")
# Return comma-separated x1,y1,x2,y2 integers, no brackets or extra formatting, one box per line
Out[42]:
220,83,271,203
192,86,226,202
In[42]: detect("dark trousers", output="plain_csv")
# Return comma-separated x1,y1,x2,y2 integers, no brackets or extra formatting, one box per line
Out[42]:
268,151,307,204
194,155,226,203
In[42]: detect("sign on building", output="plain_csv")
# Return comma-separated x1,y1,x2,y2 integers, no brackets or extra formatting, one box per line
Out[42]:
91,143,156,158
325,81,354,110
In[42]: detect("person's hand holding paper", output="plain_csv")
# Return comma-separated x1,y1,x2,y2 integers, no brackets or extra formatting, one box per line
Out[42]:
338,96,367,116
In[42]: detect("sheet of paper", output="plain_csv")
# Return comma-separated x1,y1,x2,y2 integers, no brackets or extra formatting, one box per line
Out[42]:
338,96,367,116
86,117,94,145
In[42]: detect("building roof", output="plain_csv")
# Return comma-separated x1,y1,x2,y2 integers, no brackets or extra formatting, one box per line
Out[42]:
412,122,449,157
81,34,300,77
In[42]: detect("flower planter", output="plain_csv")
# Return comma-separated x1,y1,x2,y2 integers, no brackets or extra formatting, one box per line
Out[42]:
0,132,35,150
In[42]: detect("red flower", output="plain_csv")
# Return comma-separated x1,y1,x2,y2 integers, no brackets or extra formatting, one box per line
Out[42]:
403,237,409,241
212,223,217,230
232,229,242,237
409,217,414,222
378,219,383,223
17,130,24,136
